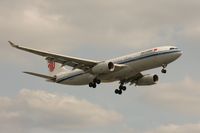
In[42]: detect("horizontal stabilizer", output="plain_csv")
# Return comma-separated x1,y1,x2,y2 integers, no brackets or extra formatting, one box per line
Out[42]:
8,41,19,48
23,71,56,81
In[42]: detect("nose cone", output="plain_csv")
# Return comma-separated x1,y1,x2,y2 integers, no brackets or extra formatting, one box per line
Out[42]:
176,50,183,58
173,49,183,61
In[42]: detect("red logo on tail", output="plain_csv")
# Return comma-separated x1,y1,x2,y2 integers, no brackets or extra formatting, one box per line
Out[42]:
48,61,55,72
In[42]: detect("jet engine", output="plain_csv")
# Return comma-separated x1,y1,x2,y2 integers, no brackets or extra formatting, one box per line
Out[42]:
136,74,159,86
92,62,115,74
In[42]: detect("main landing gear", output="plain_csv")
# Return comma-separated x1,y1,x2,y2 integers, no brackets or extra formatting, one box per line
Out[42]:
115,83,126,95
161,64,167,74
89,78,101,88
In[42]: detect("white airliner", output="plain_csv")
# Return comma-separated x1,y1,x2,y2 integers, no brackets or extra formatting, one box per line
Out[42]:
9,41,182,95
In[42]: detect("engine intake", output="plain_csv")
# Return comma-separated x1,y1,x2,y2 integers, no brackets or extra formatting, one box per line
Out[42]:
136,74,159,86
92,62,115,74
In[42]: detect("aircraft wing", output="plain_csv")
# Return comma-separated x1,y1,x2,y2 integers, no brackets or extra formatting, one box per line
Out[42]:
9,41,99,70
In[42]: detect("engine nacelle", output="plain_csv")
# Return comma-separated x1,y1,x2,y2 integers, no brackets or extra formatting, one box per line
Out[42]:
92,62,115,74
136,74,159,86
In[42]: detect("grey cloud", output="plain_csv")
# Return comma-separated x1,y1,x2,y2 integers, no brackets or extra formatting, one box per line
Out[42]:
137,77,200,115
1,0,200,56
43,0,200,46
145,123,200,133
1,1,200,133
0,89,122,133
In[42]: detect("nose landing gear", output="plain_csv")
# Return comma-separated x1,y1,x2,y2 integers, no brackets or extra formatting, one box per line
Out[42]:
161,64,167,74
161,69,167,74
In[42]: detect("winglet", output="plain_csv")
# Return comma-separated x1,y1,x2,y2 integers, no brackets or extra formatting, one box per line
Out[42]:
8,41,19,48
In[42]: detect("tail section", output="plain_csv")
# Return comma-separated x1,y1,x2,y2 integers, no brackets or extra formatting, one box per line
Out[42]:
22,60,66,82
47,60,66,76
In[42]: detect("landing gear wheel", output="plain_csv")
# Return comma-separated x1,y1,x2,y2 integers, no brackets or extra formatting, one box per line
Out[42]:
89,82,96,88
93,78,101,84
161,64,167,74
119,85,123,90
89,78,101,88
115,89,122,95
122,86,126,91
96,79,101,84
89,82,93,87
118,89,122,95
119,85,126,91
115,83,126,95
161,69,167,74
115,89,119,94
92,83,96,88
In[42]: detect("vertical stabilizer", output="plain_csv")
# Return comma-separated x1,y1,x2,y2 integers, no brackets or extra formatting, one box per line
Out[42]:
47,59,66,76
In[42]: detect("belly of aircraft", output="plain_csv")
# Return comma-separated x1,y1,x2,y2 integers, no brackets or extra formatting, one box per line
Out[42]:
59,54,174,86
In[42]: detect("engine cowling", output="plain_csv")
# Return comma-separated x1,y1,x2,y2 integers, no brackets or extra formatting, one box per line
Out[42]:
136,74,159,86
92,62,115,74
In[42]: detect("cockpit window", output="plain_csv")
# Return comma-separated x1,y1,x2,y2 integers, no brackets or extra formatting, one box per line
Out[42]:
170,47,177,50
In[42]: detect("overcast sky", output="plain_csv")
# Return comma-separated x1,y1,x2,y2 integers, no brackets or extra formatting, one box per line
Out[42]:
1,0,200,133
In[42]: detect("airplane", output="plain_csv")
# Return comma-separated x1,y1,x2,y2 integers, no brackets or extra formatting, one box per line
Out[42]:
9,41,182,95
